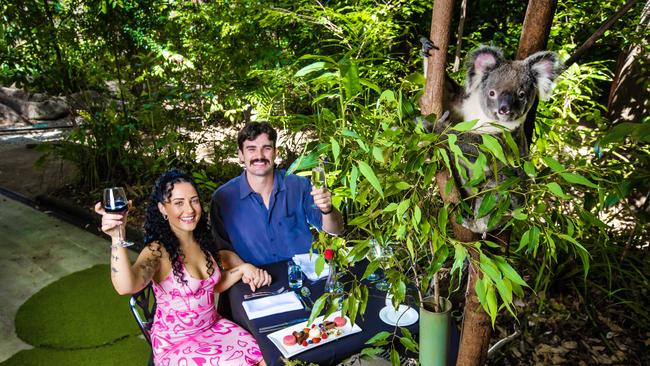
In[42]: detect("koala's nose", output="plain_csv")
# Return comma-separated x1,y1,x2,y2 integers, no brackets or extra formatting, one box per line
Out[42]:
498,96,513,115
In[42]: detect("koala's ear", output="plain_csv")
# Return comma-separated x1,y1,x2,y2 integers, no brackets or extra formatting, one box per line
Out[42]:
525,51,563,100
465,46,503,90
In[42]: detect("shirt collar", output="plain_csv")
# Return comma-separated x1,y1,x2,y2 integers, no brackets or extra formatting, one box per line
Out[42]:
238,169,286,200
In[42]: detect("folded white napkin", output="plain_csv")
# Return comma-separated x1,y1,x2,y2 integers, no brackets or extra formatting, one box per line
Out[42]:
242,291,304,320
292,253,330,281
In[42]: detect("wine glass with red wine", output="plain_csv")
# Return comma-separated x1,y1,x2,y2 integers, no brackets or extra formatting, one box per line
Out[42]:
103,187,133,247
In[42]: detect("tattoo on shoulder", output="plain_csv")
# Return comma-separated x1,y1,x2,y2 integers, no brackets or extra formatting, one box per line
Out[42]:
139,256,160,282
111,267,119,273
112,255,119,261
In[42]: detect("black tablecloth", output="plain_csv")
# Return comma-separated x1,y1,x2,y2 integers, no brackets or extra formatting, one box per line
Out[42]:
222,261,459,366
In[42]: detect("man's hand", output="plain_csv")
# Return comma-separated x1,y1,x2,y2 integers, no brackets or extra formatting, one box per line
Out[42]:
240,264,272,292
310,187,333,214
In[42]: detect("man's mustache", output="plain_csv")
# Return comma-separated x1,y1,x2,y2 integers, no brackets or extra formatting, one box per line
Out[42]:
250,159,270,164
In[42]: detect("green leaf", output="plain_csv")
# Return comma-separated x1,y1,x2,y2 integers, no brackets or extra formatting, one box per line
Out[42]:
383,202,398,212
475,277,487,305
493,256,528,286
477,191,497,218
438,205,448,233
350,165,359,198
397,199,410,219
330,137,340,164
378,89,396,103
365,331,391,345
451,120,478,131
546,182,571,199
512,208,527,220
542,157,565,173
517,227,540,253
399,336,418,352
451,244,468,274
295,61,327,77
481,135,508,164
372,146,385,163
315,255,325,276
486,286,498,326
413,205,422,226
480,254,501,283
390,349,400,366
360,347,384,358
503,131,520,161
559,172,598,188
395,181,411,190
308,295,328,325
358,161,384,198
523,161,537,177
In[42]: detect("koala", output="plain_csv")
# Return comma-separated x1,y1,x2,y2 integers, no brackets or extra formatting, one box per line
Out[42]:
421,42,563,234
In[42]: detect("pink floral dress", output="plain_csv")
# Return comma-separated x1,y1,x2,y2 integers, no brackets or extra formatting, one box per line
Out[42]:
151,262,263,366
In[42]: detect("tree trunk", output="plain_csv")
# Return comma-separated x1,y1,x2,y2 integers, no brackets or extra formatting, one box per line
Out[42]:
517,0,558,146
420,0,454,118
607,0,648,124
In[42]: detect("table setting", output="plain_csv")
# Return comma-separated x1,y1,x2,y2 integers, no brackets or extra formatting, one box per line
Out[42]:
225,254,426,366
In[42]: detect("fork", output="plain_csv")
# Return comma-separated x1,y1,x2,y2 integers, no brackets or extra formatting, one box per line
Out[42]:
243,286,286,300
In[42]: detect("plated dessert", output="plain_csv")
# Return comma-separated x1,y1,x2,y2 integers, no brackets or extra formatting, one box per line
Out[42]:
282,316,347,346
267,312,363,358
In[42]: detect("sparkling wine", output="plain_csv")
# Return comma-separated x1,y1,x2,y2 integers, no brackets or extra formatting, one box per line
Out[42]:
311,165,326,189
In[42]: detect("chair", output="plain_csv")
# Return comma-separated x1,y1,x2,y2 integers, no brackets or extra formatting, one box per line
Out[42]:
129,283,157,345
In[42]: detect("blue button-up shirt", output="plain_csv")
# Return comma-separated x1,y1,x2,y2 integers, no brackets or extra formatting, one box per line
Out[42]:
210,169,323,266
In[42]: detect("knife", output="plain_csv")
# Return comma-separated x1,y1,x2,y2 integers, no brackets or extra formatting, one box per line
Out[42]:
258,317,309,334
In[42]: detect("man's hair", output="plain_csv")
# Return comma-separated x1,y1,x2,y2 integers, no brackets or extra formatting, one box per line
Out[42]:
237,122,277,150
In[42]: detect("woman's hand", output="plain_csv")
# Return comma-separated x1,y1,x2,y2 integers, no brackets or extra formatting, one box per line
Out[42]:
94,201,129,240
239,263,272,292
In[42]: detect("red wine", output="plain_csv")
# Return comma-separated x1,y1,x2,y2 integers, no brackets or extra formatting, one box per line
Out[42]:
105,200,128,213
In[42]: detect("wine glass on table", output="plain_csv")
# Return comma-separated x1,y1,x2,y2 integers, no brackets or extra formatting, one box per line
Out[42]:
368,240,392,291
103,187,134,247
366,239,381,282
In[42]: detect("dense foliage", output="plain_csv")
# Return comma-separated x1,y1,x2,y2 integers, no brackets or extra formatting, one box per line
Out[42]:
2,0,647,364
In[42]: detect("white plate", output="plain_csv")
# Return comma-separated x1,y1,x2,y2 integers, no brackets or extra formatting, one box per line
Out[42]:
379,305,419,326
267,311,362,358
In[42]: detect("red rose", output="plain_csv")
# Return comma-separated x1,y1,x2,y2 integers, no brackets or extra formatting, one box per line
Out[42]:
324,248,334,261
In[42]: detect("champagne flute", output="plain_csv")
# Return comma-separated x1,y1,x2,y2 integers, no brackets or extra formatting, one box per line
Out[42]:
311,159,326,209
103,187,133,247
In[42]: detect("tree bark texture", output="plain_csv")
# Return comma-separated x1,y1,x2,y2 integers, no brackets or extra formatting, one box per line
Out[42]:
459,249,492,366
516,0,558,61
607,0,648,124
420,0,454,118
517,0,558,146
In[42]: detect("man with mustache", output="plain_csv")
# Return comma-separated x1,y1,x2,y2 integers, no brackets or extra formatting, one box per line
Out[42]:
210,122,344,285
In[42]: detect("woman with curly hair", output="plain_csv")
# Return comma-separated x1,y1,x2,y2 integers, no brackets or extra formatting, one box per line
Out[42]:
95,169,266,366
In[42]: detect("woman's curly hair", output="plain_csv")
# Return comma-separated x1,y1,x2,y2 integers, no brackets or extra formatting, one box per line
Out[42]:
143,169,218,285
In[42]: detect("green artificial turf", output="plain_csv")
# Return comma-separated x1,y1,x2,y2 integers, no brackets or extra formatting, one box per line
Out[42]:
0,336,150,366
15,264,141,348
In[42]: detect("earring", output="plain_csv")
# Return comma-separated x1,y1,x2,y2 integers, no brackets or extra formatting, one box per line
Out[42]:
162,213,168,220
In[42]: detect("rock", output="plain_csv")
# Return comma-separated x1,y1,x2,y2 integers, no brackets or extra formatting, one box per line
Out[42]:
0,86,71,124
0,103,26,126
